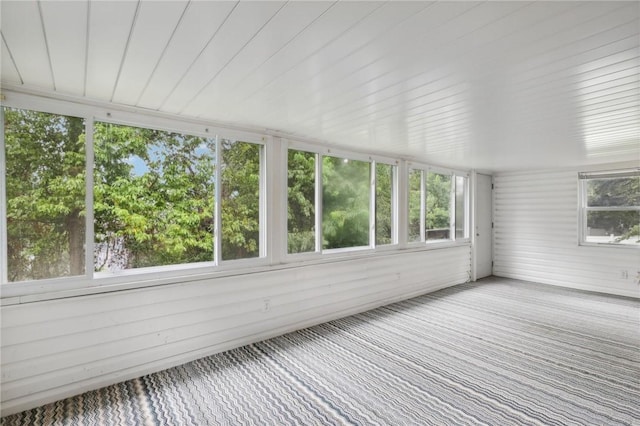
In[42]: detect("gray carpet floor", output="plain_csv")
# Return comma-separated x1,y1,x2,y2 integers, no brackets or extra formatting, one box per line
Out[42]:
2,277,639,425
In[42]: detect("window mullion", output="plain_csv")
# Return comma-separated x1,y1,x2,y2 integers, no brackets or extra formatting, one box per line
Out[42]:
85,117,95,280
421,170,426,243
315,154,323,253
0,107,7,284
449,173,455,240
392,161,400,245
259,138,267,259
370,161,376,248
214,135,222,264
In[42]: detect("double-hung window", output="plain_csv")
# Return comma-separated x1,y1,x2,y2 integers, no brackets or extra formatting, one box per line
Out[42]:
579,170,639,247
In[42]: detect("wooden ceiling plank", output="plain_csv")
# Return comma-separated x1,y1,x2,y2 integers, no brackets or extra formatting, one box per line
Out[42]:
1,1,53,89
85,1,138,100
112,1,189,106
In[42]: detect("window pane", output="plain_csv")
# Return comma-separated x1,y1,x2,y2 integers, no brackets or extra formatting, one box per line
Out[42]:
94,122,215,271
455,175,467,239
587,177,639,207
4,107,86,282
408,169,422,242
221,139,261,260
288,149,316,254
376,163,393,245
426,172,451,241
322,156,370,249
586,211,639,245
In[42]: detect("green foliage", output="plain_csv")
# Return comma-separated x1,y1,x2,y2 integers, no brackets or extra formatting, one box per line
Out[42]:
408,170,422,242
617,223,640,243
4,108,86,281
426,172,451,232
586,176,639,244
375,164,393,245
93,122,216,270
322,156,370,249
220,140,260,260
287,150,316,253
5,106,462,282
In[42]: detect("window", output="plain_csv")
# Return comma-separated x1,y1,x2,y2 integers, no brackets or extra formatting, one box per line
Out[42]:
322,155,370,250
220,139,262,260
3,107,86,282
579,170,639,246
1,103,272,288
93,122,216,271
286,147,396,253
408,169,423,243
426,172,452,241
375,163,394,246
455,175,469,239
287,149,317,254
2,100,471,293
408,166,469,244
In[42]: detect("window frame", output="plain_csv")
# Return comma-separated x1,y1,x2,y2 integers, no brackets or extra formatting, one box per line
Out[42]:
578,169,640,249
1,91,471,301
406,162,470,247
0,93,270,297
285,141,400,260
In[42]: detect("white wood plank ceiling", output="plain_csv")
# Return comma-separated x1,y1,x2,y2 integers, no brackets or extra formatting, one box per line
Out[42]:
1,1,639,171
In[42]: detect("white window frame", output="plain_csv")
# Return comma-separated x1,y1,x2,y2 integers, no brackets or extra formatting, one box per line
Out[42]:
285,142,400,259
0,92,270,297
406,162,470,247
371,157,399,249
1,91,471,302
578,169,640,248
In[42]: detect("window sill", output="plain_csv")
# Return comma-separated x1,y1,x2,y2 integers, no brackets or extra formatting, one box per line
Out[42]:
579,241,640,249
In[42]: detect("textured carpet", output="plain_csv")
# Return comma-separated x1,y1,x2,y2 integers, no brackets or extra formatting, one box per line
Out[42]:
2,278,639,425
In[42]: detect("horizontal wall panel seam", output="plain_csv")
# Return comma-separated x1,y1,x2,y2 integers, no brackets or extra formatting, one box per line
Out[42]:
1,248,470,403
0,263,467,355
1,259,468,351
1,273,467,399
493,168,637,298
1,247,469,327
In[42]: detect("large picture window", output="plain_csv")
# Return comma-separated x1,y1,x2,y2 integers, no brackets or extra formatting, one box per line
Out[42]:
3,107,86,282
579,170,639,246
93,122,216,271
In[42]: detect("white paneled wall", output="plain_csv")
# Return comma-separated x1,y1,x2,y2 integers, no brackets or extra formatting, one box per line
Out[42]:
0,246,470,416
493,169,639,298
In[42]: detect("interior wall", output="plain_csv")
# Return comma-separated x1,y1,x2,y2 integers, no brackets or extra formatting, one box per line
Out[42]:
0,246,470,416
493,168,639,298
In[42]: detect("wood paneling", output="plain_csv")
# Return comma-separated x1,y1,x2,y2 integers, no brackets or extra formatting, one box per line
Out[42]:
2,1,636,171
0,246,471,415
493,169,640,298
0,1,52,89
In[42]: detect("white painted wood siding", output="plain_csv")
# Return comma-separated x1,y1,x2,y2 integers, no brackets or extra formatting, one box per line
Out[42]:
493,169,639,298
0,246,470,416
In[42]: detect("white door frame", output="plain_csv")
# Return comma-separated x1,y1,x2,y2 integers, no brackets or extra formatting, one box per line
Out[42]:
471,171,493,281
